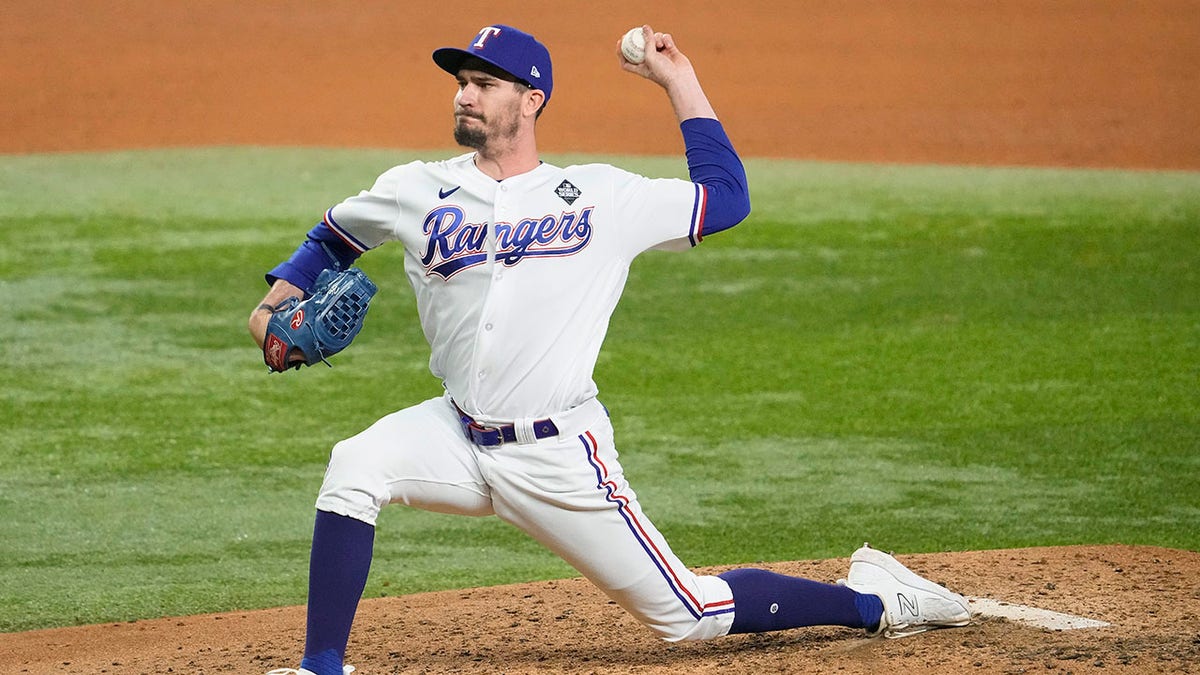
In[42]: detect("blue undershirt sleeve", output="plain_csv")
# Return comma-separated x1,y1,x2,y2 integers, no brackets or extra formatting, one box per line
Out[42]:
266,222,361,293
680,117,751,237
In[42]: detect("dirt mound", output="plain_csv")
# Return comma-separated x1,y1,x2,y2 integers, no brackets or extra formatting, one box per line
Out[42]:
3,545,1197,674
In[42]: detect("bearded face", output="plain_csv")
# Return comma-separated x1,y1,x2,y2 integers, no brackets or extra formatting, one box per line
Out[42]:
452,70,527,151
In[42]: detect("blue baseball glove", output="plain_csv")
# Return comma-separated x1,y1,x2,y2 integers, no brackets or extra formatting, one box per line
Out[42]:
262,268,377,372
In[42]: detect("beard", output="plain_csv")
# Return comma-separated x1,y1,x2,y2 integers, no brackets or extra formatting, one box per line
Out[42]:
453,116,488,150
453,110,520,151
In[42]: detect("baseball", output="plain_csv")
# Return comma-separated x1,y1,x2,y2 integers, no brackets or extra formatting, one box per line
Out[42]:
620,27,646,64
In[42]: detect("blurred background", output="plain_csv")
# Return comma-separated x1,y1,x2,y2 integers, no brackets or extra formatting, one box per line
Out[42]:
4,0,1199,168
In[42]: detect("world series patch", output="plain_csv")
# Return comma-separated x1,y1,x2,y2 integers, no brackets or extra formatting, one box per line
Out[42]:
555,180,582,205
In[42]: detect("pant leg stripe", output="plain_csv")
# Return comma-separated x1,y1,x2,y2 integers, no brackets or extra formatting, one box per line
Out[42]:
579,431,733,619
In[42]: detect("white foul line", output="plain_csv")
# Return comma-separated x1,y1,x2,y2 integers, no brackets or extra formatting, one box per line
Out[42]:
967,597,1110,630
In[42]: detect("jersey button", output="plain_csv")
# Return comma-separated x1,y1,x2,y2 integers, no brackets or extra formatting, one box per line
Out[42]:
484,323,494,331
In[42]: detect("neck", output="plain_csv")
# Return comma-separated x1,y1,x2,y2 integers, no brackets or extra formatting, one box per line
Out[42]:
472,133,540,181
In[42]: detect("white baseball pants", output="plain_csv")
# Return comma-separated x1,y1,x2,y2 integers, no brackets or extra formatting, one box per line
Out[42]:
315,394,736,641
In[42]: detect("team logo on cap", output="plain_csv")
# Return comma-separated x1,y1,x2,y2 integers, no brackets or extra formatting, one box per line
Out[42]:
472,26,502,49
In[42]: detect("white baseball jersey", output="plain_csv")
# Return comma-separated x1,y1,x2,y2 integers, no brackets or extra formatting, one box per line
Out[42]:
322,152,707,420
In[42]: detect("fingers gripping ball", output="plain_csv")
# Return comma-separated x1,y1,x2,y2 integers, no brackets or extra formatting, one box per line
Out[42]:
621,27,646,64
263,268,378,372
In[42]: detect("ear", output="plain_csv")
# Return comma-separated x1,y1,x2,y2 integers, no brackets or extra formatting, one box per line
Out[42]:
524,89,546,117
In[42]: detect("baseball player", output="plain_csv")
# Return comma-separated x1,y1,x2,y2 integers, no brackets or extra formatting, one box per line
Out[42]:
251,24,971,675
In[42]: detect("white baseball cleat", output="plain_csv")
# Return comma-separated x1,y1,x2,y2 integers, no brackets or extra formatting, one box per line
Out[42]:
843,543,971,638
265,666,355,675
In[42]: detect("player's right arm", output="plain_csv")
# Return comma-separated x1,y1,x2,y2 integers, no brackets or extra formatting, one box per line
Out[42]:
618,25,715,122
619,26,750,239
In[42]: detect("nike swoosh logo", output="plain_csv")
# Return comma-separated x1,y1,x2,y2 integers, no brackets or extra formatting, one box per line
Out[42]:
438,186,462,199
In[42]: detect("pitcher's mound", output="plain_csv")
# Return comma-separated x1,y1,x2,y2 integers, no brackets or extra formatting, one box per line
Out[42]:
2,545,1196,674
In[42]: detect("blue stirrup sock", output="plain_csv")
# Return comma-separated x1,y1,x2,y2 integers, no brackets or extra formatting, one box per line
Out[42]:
299,510,375,675
719,568,884,633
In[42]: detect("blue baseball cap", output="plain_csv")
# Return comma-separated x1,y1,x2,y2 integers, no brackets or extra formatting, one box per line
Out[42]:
433,25,553,102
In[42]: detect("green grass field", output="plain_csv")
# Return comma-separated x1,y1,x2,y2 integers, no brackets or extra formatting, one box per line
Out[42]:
1,148,1197,633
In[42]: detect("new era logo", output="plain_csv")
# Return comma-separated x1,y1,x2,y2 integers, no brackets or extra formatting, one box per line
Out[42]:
531,66,541,79
555,180,581,205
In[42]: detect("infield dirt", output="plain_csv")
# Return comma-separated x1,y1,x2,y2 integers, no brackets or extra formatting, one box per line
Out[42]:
2,1,1198,674
3,546,1198,674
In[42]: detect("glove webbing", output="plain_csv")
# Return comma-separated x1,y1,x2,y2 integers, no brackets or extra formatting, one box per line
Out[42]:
319,290,372,341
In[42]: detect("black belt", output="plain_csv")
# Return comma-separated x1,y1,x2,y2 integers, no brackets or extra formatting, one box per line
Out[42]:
453,401,559,446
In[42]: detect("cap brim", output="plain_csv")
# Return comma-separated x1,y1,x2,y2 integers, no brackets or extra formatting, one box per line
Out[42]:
432,47,536,88
432,47,474,76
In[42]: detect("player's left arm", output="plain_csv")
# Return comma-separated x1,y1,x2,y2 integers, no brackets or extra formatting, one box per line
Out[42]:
248,218,364,366
619,25,750,237
267,221,363,291
248,278,304,350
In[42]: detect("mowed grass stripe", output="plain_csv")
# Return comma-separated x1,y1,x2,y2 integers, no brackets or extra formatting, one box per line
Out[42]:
0,148,1196,631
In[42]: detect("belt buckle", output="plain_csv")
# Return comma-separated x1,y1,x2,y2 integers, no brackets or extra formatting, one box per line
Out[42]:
468,419,503,446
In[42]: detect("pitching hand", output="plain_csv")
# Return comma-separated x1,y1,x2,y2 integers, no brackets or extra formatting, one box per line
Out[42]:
617,26,696,87
616,25,716,122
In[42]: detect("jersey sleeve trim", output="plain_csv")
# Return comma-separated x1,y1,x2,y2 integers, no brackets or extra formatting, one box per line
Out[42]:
689,183,708,247
323,208,369,254
681,118,749,237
